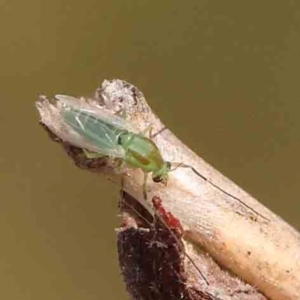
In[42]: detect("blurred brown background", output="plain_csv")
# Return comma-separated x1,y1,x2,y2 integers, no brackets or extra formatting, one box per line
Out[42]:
0,1,299,299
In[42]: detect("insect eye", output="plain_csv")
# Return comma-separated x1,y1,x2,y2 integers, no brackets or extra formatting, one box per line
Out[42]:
152,176,162,183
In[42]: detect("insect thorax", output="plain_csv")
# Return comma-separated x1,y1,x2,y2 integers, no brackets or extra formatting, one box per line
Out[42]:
118,132,168,179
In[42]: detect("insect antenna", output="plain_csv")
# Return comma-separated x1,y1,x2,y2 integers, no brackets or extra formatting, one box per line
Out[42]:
119,190,209,285
171,163,269,221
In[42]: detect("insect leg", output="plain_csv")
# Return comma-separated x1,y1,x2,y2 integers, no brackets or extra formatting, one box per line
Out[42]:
143,172,149,200
150,126,167,139
141,124,153,138
142,125,168,139
114,107,127,119
171,163,269,221
82,149,105,159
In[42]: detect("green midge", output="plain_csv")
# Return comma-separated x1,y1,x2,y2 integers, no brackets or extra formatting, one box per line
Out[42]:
61,105,171,198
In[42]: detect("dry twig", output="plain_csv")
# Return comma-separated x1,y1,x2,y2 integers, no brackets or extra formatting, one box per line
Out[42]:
36,79,300,300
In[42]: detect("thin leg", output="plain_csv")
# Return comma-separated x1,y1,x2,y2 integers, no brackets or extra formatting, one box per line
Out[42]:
150,126,167,139
141,124,153,138
143,172,148,200
142,125,168,139
82,149,104,159
119,176,124,200
170,162,185,173
115,108,127,119
171,162,269,221
114,158,125,173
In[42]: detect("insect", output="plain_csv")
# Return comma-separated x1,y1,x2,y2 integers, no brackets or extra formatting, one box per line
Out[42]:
54,94,267,221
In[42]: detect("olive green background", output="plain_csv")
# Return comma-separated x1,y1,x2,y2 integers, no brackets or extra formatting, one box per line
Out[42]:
1,1,300,299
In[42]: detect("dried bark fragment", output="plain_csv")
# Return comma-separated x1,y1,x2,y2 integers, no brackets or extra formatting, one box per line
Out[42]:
117,192,212,300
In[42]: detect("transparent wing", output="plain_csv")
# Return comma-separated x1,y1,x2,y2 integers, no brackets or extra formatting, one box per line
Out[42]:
61,106,125,157
55,94,137,133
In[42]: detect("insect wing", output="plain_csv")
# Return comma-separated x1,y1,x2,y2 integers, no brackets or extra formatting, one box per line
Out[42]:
61,106,125,158
55,94,137,133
